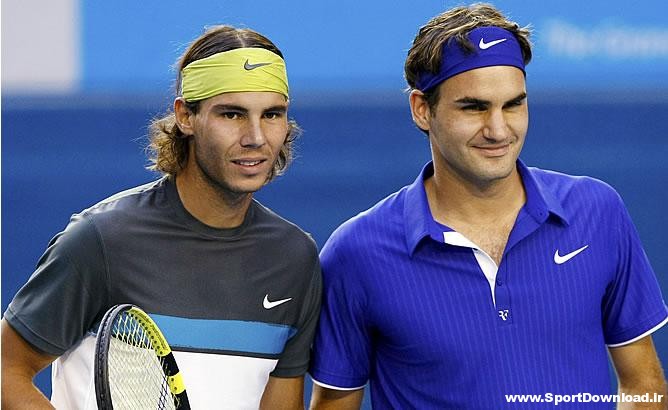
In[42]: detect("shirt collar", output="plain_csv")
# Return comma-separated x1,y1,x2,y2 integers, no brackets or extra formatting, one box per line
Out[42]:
403,162,446,256
403,160,569,256
516,159,569,225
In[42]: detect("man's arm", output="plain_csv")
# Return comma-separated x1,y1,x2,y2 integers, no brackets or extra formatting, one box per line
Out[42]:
259,375,305,410
1,319,58,409
309,384,364,410
609,335,667,409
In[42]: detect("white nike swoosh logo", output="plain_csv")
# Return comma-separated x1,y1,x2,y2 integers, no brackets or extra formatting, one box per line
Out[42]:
478,37,507,50
263,294,292,309
553,245,589,264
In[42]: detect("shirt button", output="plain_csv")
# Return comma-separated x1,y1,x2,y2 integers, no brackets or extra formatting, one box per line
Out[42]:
496,279,503,286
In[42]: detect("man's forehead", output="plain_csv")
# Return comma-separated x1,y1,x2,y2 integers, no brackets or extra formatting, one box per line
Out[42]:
441,65,526,97
203,91,288,108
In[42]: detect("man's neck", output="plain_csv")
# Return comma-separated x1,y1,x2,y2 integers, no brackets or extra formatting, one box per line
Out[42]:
426,164,526,227
174,170,253,229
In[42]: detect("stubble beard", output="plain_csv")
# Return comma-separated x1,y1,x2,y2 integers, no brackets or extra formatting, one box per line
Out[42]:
194,149,275,204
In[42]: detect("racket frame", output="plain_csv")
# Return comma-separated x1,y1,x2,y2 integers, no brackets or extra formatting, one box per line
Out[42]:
94,303,190,409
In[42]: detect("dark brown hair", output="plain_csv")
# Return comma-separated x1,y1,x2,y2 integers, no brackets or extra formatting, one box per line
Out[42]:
147,25,300,178
405,3,532,109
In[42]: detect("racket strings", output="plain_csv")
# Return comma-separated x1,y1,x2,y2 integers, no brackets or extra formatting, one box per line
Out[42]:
107,311,176,409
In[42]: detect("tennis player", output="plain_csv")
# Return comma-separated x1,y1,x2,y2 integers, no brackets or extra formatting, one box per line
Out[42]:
2,25,321,409
308,4,667,409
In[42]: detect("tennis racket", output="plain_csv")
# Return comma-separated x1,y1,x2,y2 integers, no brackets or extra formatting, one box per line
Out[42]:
94,304,190,409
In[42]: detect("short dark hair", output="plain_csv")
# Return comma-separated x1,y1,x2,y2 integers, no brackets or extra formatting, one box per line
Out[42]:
405,3,532,112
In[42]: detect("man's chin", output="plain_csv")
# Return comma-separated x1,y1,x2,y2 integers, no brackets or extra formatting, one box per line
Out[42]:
228,178,270,195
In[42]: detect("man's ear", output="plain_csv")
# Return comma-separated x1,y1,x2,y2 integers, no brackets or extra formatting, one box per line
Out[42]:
174,98,195,135
409,90,431,133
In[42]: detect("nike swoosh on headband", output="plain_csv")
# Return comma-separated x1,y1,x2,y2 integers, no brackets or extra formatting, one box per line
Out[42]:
478,37,507,50
244,60,272,70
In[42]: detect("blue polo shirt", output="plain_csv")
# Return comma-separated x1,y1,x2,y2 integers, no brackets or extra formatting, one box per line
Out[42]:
309,161,667,409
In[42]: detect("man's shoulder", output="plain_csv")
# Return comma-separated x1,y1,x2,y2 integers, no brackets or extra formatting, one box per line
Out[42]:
68,178,168,238
82,178,167,218
529,168,626,227
529,166,622,202
252,200,318,253
325,186,408,250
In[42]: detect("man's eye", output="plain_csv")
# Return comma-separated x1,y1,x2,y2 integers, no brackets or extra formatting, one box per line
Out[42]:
463,104,486,111
264,112,283,119
222,112,241,119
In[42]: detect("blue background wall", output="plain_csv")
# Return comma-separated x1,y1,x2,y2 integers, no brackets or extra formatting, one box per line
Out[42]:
3,0,667,407
79,1,668,94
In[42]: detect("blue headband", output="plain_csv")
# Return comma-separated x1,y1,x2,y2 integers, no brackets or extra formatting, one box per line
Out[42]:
415,26,525,93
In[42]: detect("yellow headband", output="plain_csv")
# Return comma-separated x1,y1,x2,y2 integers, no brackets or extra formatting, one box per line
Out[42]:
181,48,289,102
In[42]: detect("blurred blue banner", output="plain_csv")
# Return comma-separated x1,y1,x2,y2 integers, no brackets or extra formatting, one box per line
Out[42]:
80,0,668,94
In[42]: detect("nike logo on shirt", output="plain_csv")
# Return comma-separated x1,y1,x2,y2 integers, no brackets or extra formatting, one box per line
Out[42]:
263,294,292,309
553,245,589,264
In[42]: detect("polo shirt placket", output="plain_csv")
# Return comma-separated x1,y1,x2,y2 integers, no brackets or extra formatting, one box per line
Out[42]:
422,161,563,327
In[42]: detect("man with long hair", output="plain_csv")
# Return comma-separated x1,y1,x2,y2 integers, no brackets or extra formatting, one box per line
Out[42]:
3,25,321,409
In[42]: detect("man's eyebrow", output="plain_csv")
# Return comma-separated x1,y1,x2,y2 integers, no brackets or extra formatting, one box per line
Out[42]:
211,104,249,112
264,105,287,113
506,92,527,104
210,104,287,113
454,92,527,105
454,97,489,105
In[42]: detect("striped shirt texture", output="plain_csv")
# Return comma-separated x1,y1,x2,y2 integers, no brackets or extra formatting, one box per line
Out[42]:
309,161,667,409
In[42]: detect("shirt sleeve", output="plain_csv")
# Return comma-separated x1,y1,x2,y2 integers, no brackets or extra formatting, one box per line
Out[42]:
271,251,323,377
602,196,668,346
3,212,109,356
308,236,371,389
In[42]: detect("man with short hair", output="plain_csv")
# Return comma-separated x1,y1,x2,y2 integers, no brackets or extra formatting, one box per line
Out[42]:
309,4,667,409
2,25,321,409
